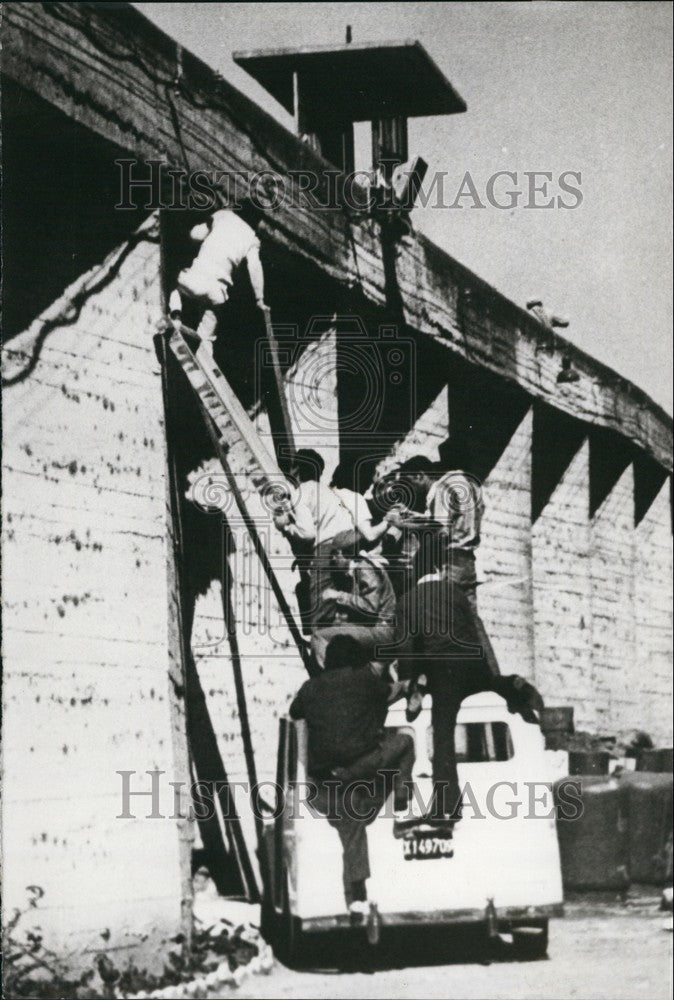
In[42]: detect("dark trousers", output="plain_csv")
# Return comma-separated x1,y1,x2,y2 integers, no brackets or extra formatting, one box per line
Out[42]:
293,539,334,635
426,667,466,817
443,550,500,677
334,729,415,808
308,539,336,626
314,730,415,905
426,661,522,817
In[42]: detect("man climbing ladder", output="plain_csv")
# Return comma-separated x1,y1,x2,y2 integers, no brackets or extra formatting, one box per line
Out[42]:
169,206,267,357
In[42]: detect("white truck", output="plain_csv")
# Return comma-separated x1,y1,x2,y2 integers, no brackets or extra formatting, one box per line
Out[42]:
262,691,564,962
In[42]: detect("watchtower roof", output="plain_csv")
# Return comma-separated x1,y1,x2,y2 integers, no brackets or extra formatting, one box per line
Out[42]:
233,39,467,122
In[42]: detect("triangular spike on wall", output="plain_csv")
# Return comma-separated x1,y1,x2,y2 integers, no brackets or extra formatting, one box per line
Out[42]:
589,427,634,518
532,402,586,523
634,451,670,527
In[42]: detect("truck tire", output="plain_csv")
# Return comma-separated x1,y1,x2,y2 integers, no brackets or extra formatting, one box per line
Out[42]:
512,919,549,959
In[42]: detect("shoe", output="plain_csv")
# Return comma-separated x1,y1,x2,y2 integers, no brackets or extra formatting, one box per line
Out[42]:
349,900,369,926
504,675,544,724
405,683,426,722
514,675,544,712
428,811,461,829
393,813,426,837
196,340,214,362
392,808,457,837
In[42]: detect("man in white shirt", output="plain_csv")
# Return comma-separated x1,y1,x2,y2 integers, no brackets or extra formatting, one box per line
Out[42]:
388,453,482,601
273,449,353,631
329,462,390,549
168,208,266,356
274,451,388,630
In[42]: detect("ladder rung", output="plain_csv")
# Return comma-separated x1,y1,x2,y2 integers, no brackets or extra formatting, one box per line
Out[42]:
168,327,283,484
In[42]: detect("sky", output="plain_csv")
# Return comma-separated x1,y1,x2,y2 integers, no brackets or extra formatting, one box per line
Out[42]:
136,1,673,414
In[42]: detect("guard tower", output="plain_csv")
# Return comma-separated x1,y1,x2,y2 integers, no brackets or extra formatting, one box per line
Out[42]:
234,38,466,192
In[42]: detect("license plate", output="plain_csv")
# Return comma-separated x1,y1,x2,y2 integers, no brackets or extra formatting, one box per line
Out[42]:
402,836,454,860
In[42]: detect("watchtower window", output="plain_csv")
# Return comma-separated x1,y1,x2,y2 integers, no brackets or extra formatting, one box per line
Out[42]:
234,39,465,179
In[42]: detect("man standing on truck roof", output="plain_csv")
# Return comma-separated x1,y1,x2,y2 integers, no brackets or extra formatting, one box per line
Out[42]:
289,635,413,917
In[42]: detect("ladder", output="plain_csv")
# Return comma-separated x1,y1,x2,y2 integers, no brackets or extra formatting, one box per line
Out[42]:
167,326,282,482
166,325,312,673
162,322,313,905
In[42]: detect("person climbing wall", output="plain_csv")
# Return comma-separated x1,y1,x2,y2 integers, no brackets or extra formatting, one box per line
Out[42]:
168,207,266,357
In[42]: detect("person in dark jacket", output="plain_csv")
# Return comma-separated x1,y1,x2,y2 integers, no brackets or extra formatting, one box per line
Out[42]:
289,635,413,912
396,569,543,821
310,529,397,675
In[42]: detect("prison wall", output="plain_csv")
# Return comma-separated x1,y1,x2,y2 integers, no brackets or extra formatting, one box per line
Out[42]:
634,480,674,744
1,219,191,970
476,408,535,680
2,0,672,953
533,441,595,727
379,384,672,742
4,0,670,472
590,464,637,736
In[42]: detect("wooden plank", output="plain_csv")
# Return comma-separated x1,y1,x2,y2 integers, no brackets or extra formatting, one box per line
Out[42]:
2,1,671,469
260,306,297,473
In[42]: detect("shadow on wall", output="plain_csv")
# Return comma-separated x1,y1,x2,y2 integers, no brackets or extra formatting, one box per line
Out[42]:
1,77,148,341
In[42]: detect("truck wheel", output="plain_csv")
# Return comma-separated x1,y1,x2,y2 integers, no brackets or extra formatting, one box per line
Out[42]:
512,919,549,959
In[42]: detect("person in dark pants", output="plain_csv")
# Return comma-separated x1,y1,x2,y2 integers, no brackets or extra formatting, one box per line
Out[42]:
289,635,414,912
388,452,501,677
395,571,543,820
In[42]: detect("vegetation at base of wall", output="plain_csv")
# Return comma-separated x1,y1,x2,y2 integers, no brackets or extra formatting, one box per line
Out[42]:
2,887,261,999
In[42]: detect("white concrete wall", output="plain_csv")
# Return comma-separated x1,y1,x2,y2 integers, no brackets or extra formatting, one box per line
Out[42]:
533,440,595,729
2,218,190,971
633,478,673,744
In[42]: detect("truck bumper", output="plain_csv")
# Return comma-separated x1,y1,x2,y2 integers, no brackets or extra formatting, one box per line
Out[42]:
301,901,564,933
